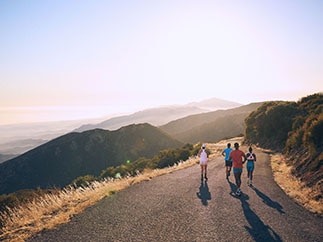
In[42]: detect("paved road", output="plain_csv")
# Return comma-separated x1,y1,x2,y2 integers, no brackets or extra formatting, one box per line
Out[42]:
28,147,322,242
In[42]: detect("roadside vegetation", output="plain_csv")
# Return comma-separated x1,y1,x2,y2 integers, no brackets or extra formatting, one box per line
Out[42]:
245,93,322,195
0,143,202,242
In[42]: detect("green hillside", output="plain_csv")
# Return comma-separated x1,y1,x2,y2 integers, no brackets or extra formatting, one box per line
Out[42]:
0,123,183,195
160,102,263,143
245,93,322,188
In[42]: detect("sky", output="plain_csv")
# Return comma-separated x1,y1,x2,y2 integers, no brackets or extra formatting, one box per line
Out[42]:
1,0,322,125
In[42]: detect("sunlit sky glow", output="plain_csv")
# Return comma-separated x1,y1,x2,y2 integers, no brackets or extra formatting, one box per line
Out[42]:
1,0,322,125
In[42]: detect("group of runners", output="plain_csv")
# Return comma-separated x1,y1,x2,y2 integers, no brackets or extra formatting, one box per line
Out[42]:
198,142,256,196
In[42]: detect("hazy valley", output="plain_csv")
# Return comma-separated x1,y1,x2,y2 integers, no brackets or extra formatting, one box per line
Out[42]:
0,97,241,163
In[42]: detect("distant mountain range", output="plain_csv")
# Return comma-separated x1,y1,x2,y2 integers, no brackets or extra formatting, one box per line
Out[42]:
0,123,182,195
0,100,263,195
74,97,241,132
0,119,102,162
0,97,241,162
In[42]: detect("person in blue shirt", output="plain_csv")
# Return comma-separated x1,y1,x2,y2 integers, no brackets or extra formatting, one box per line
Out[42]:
222,143,233,179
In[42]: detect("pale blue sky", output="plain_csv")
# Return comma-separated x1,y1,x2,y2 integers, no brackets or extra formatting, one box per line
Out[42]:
1,0,322,124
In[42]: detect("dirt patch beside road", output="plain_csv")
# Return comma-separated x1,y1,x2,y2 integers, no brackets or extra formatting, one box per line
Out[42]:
270,153,322,216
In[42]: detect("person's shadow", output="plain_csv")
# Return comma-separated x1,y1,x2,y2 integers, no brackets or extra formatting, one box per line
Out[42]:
196,181,211,206
227,179,238,196
227,180,282,241
251,186,285,214
240,193,282,242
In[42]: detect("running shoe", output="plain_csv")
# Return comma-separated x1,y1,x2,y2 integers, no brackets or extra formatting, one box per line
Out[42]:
236,188,241,196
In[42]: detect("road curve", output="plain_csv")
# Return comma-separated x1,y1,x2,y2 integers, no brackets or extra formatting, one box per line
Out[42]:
28,145,322,242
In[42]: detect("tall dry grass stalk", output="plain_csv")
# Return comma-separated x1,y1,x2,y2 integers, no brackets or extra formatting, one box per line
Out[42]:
270,153,322,216
0,156,200,242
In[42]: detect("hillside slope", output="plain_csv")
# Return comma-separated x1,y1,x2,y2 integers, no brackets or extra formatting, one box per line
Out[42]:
0,123,182,195
245,93,322,190
160,102,263,143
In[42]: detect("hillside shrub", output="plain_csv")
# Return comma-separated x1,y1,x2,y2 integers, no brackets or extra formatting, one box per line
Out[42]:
99,143,197,179
245,101,299,149
245,93,323,188
73,175,96,188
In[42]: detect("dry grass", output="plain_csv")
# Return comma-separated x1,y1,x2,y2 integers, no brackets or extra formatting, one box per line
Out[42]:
0,156,200,242
270,153,323,216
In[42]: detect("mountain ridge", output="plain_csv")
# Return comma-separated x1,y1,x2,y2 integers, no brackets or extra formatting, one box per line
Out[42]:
74,97,242,132
0,97,241,160
0,123,182,195
160,102,263,143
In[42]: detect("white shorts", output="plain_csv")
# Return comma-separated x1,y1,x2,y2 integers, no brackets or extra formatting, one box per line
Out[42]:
200,159,208,165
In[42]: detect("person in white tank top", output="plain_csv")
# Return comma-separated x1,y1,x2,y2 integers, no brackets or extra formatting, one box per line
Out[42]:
198,144,209,182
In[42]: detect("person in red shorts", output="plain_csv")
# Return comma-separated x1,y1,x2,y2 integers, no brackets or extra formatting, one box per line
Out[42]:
229,142,246,196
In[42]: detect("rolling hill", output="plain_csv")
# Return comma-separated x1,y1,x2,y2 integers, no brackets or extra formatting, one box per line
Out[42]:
159,102,263,143
0,123,182,195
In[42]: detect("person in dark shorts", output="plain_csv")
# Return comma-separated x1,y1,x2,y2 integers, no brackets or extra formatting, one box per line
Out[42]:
246,146,257,186
222,143,233,179
229,142,246,196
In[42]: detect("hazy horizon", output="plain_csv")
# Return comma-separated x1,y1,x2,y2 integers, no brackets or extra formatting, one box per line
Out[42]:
1,1,322,125
0,94,316,126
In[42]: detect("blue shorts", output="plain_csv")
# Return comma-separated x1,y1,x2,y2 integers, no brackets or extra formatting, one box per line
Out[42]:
247,161,254,171
233,168,242,174
225,160,232,167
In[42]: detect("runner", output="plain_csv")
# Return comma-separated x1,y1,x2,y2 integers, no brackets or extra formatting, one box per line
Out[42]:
198,144,209,182
229,142,246,196
222,143,233,179
246,146,257,186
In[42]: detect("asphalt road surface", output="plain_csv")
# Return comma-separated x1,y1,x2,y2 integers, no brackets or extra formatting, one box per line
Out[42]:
28,147,322,242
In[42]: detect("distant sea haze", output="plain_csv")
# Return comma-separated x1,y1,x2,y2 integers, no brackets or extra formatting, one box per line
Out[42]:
0,97,242,125
0,106,124,125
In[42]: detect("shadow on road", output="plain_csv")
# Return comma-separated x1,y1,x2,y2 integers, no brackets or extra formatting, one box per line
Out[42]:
196,181,211,206
240,192,282,241
251,186,285,214
227,179,237,196
227,180,282,241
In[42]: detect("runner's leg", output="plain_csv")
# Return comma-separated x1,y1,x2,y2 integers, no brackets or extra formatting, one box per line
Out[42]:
200,165,204,181
205,165,208,181
250,166,254,185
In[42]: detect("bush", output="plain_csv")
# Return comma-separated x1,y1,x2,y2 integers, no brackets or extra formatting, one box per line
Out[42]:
73,175,96,187
245,101,299,149
245,93,323,188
